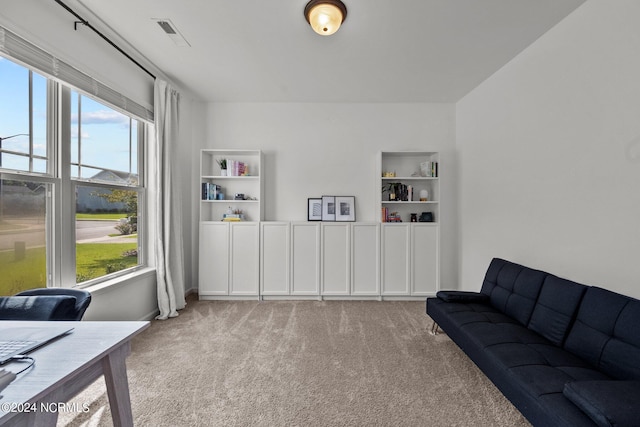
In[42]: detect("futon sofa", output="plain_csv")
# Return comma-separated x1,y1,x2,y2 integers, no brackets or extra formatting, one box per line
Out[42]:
426,258,640,427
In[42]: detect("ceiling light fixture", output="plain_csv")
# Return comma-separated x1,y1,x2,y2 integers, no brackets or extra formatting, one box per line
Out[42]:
304,0,347,36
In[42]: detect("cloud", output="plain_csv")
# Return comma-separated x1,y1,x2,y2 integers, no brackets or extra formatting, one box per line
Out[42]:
71,110,129,125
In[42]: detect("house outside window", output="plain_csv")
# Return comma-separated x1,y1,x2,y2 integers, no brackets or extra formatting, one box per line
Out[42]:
0,55,147,295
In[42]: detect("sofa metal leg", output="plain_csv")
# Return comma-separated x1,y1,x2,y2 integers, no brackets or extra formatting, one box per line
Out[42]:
429,321,440,335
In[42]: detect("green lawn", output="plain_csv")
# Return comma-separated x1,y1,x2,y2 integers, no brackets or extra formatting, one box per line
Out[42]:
0,243,138,296
76,213,128,220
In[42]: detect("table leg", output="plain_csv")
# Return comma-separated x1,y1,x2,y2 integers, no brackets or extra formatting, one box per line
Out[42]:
102,342,134,427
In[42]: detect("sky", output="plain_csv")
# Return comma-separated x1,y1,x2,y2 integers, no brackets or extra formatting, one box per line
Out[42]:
0,55,137,178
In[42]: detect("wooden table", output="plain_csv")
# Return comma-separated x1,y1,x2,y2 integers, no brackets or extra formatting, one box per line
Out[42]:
0,320,149,427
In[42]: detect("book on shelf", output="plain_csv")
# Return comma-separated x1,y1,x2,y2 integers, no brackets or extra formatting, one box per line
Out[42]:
226,159,247,176
421,161,439,177
381,207,402,222
222,213,245,221
201,183,221,200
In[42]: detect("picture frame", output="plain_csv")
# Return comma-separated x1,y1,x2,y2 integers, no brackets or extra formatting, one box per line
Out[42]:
307,198,322,221
321,196,336,221
335,196,356,222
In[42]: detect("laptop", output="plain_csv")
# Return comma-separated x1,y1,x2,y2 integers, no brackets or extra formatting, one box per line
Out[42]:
0,325,74,365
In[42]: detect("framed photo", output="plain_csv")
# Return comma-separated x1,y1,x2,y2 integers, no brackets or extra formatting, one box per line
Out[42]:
308,198,322,221
321,196,336,221
335,196,356,222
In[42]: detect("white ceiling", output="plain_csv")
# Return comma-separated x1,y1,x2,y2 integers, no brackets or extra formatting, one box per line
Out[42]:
78,0,585,103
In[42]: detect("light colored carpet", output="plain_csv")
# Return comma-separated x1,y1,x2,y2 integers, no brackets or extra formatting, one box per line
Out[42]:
60,296,530,426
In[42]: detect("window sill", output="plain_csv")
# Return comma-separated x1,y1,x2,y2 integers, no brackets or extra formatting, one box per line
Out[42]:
81,267,156,296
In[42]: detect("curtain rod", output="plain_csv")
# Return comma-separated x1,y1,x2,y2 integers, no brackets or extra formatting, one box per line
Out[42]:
54,0,156,80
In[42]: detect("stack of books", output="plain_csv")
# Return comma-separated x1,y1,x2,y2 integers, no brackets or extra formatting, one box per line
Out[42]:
201,183,221,200
222,213,245,222
227,160,248,176
381,207,402,222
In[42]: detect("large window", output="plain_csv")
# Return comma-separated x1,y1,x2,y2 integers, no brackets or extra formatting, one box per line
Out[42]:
0,56,147,295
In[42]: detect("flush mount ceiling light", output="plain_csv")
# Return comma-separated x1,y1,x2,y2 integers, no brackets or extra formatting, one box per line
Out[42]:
304,0,347,36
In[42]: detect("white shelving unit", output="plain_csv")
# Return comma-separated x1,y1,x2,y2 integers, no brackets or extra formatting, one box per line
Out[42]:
378,151,439,223
199,149,263,300
200,149,263,222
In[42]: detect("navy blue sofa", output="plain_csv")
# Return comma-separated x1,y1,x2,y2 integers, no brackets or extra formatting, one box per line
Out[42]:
426,258,640,427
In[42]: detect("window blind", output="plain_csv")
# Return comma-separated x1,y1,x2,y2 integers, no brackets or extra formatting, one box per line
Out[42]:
0,25,154,122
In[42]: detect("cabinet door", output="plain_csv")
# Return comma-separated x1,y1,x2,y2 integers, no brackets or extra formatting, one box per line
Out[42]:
261,222,290,295
411,224,439,296
229,223,259,296
351,223,380,296
198,222,229,296
291,223,320,295
381,224,410,295
321,223,350,295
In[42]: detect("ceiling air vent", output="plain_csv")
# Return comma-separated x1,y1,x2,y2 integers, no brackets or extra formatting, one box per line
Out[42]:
157,20,177,35
152,18,190,47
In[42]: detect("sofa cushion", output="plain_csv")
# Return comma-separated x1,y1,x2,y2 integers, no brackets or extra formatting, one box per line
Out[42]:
436,291,489,303
0,295,77,321
564,287,640,380
563,381,640,427
480,258,546,326
527,275,586,346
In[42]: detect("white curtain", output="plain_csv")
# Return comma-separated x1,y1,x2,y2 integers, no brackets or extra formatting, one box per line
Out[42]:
153,79,186,319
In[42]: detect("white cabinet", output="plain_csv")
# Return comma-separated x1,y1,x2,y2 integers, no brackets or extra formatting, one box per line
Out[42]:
291,223,320,296
260,222,290,295
351,223,380,296
381,224,411,295
380,223,440,296
198,222,229,296
321,223,350,296
411,224,439,296
229,222,260,296
198,222,259,298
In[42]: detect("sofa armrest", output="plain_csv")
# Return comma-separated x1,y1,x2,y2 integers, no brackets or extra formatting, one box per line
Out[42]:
436,291,489,304
563,380,640,427
0,296,77,321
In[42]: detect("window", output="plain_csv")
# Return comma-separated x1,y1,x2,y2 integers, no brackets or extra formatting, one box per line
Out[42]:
0,178,49,295
71,92,144,282
0,57,48,174
0,56,147,295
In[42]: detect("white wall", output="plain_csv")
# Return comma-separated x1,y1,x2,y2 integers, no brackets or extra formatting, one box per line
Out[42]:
201,102,458,288
456,1,640,297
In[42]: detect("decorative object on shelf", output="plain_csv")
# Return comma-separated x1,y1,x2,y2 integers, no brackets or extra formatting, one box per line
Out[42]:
419,189,429,201
321,195,336,221
383,171,396,177
382,182,400,201
308,198,322,221
335,196,356,222
234,193,245,200
304,0,347,36
410,213,418,222
216,158,227,176
419,212,434,222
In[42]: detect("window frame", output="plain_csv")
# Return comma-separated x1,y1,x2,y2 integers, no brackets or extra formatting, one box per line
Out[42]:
1,55,149,291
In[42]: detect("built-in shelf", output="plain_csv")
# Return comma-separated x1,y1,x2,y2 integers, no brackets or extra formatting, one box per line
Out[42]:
200,149,263,222
378,151,439,223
